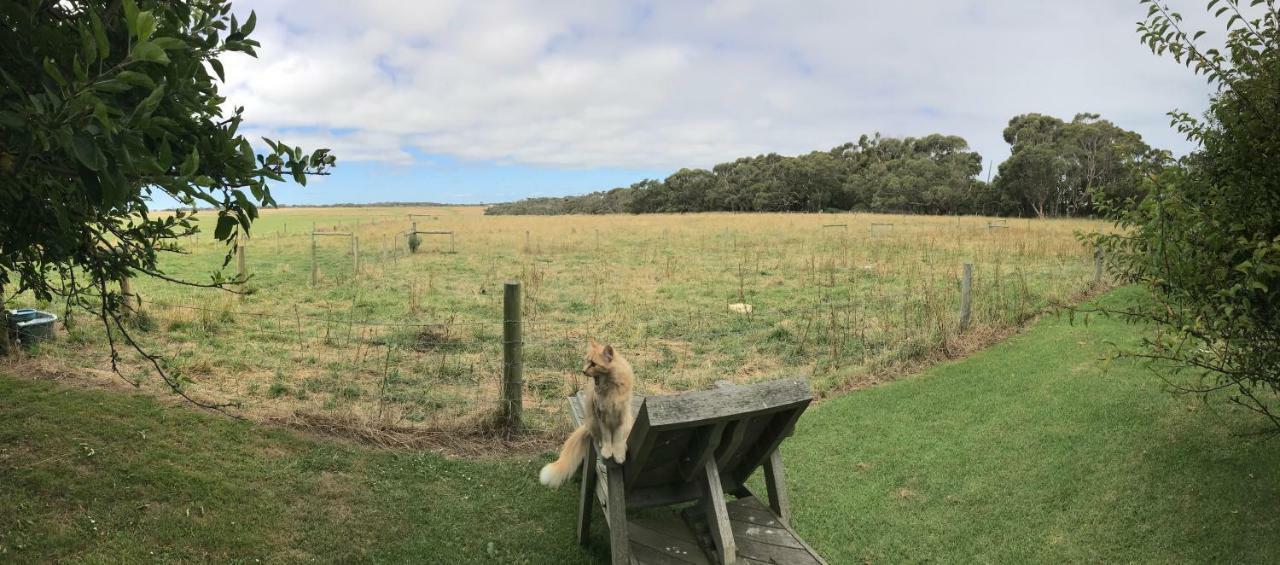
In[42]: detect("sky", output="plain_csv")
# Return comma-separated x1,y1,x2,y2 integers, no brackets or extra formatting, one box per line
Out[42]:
214,0,1226,206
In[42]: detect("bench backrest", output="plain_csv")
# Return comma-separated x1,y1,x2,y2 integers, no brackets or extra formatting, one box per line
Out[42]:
613,379,812,509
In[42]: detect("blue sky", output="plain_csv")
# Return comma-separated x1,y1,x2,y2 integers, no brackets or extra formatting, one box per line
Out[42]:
215,0,1226,205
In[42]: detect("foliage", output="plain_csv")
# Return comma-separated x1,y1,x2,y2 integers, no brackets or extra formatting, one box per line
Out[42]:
408,232,422,253
486,134,990,216
993,113,1167,218
0,1,334,400
1091,0,1280,431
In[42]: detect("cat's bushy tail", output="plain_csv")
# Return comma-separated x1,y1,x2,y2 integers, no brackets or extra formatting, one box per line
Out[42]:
540,425,589,488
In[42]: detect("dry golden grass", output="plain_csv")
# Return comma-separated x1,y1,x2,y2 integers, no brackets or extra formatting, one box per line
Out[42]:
12,206,1109,439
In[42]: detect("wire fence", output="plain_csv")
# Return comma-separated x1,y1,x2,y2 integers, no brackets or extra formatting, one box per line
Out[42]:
87,248,1108,439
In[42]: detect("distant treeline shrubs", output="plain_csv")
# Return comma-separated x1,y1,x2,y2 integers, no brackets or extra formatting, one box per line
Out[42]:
486,113,1168,218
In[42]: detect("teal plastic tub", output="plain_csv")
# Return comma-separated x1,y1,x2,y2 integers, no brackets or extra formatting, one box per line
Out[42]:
6,309,58,347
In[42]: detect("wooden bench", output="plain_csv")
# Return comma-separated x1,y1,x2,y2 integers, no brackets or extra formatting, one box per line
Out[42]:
567,379,826,565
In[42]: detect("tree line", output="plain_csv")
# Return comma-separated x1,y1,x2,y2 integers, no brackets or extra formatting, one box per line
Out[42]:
486,113,1169,217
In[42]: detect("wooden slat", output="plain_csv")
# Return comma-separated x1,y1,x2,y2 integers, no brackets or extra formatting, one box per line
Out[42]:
732,408,806,486
628,517,711,564
607,460,631,565
641,379,811,429
679,422,727,482
763,449,791,526
700,460,736,564
727,516,804,550
624,408,656,487
733,536,822,565
714,417,750,469
732,498,827,565
578,440,598,545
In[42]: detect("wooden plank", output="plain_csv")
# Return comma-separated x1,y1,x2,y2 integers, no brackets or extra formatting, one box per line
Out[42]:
727,516,803,550
679,422,727,482
700,460,736,564
630,543,707,565
763,449,791,526
732,408,806,486
641,379,811,429
714,418,750,469
723,496,783,528
732,498,828,565
578,440,598,545
624,408,656,487
628,517,711,564
607,460,631,565
733,537,822,565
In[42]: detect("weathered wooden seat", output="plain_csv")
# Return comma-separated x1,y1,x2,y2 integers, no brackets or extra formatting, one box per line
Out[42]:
567,379,826,565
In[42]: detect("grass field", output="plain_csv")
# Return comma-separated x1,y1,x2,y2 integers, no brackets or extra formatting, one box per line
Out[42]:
3,288,1276,563
10,206,1107,437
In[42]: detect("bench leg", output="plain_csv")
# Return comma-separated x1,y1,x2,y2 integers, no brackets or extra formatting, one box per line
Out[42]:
577,441,597,546
764,448,792,526
701,460,737,564
606,460,630,565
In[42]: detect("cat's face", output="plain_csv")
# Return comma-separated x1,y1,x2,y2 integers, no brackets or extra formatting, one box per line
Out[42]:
583,339,615,380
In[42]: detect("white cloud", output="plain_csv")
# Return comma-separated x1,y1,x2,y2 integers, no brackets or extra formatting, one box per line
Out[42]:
222,0,1225,172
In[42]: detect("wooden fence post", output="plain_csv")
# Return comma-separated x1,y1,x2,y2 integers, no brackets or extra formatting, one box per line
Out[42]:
501,281,523,430
120,273,137,316
959,262,973,331
310,234,318,287
1093,248,1103,286
353,236,360,274
236,237,247,279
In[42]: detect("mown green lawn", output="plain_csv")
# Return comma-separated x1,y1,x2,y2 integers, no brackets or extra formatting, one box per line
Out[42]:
2,287,1277,563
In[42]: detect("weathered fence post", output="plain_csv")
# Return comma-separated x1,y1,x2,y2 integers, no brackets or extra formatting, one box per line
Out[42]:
353,236,360,274
120,273,138,316
236,237,247,279
1093,248,1103,286
959,262,973,331
500,281,523,430
310,234,318,287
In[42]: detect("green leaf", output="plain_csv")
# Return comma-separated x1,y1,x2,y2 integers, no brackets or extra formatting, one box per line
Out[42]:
130,41,170,65
123,0,140,38
242,11,257,35
135,11,157,40
90,10,110,59
151,38,185,53
214,214,237,240
180,147,200,176
42,58,66,87
71,134,101,171
209,59,225,82
115,71,155,89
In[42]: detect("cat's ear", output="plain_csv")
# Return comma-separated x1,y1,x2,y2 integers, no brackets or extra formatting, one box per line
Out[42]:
602,344,615,363
588,338,601,351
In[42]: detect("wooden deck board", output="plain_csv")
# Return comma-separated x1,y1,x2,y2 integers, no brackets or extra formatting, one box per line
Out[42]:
681,497,824,565
628,517,712,564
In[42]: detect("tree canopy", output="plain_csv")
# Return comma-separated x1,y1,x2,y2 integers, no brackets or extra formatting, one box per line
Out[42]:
993,113,1167,218
1092,0,1280,432
487,133,995,216
0,0,334,399
487,120,1162,218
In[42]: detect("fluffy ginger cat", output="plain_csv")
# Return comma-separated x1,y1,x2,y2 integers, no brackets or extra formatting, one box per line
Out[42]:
539,340,635,488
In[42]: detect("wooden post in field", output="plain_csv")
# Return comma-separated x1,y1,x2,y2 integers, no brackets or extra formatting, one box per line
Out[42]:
1093,248,1103,286
500,281,523,431
236,237,247,280
353,236,360,274
959,262,973,331
119,273,137,316
310,234,318,286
